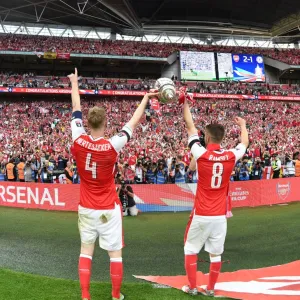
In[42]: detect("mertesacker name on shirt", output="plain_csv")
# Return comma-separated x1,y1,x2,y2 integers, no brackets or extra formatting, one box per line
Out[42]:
76,138,112,151
208,154,229,161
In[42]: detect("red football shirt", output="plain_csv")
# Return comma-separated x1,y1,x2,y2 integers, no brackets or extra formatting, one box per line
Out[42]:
71,115,133,210
189,134,246,216
128,155,137,166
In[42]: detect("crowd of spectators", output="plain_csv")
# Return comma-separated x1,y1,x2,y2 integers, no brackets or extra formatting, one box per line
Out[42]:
184,80,300,96
0,71,300,97
0,97,299,184
0,34,299,65
0,72,155,90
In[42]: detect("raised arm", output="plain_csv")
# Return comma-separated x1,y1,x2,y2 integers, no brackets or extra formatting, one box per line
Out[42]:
234,117,249,148
68,68,81,112
68,68,86,142
183,101,198,137
127,92,159,130
188,157,197,171
109,91,159,153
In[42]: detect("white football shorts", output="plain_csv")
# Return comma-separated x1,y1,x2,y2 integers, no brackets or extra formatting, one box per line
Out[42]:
78,202,123,251
184,212,227,255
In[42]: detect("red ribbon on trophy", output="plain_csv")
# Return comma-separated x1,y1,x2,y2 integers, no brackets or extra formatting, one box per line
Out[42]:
177,86,195,106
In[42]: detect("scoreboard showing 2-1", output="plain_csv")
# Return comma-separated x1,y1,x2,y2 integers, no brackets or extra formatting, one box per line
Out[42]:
231,54,266,82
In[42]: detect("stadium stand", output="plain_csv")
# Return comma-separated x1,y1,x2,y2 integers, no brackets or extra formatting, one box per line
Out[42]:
0,34,300,65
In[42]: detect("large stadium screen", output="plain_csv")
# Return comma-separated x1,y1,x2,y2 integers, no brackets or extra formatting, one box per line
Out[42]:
180,51,216,81
231,53,266,82
217,53,233,81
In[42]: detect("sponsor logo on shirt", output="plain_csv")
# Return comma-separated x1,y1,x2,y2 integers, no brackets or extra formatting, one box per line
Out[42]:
75,121,82,127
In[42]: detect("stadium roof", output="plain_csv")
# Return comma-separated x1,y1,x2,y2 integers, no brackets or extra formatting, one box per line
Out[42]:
0,0,299,39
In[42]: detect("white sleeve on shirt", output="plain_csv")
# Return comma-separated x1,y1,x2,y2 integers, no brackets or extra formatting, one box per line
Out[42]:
71,113,86,142
109,124,133,153
230,143,247,162
188,134,206,160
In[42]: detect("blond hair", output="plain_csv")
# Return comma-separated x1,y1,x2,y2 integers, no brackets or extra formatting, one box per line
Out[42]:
87,106,106,130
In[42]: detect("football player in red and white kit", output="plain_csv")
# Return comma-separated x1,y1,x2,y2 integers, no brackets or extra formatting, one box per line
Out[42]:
68,69,158,300
182,101,249,296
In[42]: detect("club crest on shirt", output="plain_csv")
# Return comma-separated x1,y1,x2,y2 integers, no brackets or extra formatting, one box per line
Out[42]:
118,132,125,137
276,182,290,201
75,120,82,127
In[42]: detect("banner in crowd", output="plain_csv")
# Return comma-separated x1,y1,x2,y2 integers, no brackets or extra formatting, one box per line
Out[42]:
43,52,58,59
0,87,299,101
0,178,299,212
56,53,71,60
36,52,70,60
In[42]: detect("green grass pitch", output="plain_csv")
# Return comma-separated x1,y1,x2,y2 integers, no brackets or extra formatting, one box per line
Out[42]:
181,70,216,81
0,203,300,299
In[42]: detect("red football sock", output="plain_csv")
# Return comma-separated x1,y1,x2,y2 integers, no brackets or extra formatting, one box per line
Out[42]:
184,254,197,289
207,259,222,291
110,258,123,299
78,254,92,300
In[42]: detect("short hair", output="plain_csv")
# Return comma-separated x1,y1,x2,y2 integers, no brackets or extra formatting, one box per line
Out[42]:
87,106,106,130
205,124,225,144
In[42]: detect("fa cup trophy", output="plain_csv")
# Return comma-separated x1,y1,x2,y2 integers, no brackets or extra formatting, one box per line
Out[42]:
154,78,177,104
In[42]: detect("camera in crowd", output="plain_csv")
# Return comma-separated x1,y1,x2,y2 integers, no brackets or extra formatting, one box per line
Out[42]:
199,130,206,147
118,180,137,216
119,180,128,211
121,180,127,190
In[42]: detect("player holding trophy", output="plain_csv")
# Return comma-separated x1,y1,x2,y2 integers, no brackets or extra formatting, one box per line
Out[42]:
182,100,248,296
69,68,158,300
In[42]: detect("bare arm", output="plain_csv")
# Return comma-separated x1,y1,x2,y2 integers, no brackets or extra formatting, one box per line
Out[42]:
68,68,81,112
127,92,159,130
234,117,249,148
188,157,197,171
183,101,198,137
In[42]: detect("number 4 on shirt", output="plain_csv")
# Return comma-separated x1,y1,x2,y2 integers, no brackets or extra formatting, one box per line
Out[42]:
85,153,97,179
